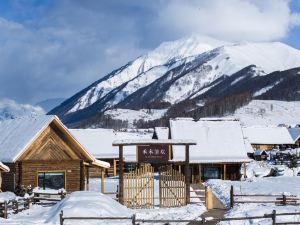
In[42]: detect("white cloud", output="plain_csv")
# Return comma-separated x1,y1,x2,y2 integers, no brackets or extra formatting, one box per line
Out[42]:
158,0,298,41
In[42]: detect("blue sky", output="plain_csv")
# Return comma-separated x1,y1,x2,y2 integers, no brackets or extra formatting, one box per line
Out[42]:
0,0,299,104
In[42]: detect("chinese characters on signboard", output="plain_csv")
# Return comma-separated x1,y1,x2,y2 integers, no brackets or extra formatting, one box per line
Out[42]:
137,145,170,163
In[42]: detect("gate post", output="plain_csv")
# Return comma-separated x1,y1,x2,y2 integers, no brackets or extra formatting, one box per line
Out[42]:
185,144,190,204
119,145,124,204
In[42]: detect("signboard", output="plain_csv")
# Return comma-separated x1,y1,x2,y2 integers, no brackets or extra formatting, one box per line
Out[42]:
137,145,170,163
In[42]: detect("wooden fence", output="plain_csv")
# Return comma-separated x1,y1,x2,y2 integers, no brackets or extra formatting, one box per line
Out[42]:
159,165,186,208
0,191,66,219
123,164,154,209
230,185,300,208
59,210,300,225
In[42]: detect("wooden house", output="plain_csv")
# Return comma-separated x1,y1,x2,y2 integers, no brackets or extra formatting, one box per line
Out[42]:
0,116,109,193
170,118,252,182
70,129,153,177
0,162,10,191
253,150,268,161
243,126,296,151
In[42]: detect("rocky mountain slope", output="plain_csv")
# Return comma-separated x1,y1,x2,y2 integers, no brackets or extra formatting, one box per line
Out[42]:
49,35,300,128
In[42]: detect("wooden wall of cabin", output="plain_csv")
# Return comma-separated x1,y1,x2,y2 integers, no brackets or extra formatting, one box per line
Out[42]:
14,160,84,192
1,163,17,192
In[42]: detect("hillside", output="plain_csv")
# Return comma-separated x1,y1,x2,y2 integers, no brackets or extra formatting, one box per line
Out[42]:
49,35,300,128
228,100,300,127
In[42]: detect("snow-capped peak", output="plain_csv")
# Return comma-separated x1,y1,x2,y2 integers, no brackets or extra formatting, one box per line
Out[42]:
0,99,45,121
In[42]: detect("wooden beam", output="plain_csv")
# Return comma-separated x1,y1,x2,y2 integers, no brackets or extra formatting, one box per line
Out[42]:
113,159,117,177
86,167,89,191
243,162,247,179
185,144,190,204
119,145,124,204
223,164,227,180
101,169,105,193
198,164,202,183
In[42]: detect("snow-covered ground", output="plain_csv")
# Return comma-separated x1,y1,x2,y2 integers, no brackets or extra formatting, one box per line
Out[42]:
0,177,206,225
104,108,168,128
206,177,300,224
229,100,300,127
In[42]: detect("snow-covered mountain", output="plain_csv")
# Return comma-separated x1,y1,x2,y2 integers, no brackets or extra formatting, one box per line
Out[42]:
49,35,300,128
0,99,45,121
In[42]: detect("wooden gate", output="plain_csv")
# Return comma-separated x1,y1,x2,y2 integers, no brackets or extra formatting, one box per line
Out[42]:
159,165,186,208
123,164,154,209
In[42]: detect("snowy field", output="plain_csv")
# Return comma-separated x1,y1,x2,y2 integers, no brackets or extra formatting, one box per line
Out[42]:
0,177,206,225
206,177,300,225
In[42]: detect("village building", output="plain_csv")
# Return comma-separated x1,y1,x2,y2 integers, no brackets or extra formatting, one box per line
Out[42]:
70,128,153,177
0,162,10,191
0,115,109,193
243,126,297,150
170,118,252,182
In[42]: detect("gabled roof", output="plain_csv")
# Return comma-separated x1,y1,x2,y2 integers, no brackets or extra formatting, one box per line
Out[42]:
243,126,295,145
0,115,53,162
0,116,109,168
288,128,300,142
170,118,251,163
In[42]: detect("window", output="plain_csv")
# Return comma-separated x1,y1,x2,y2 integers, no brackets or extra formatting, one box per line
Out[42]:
203,167,221,180
38,172,65,190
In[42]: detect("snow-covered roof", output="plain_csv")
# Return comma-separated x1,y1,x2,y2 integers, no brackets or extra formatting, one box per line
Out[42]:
0,115,54,162
170,118,251,163
288,128,300,142
154,127,169,139
70,129,154,162
70,129,117,158
253,150,267,156
0,162,9,172
0,116,109,168
243,126,295,145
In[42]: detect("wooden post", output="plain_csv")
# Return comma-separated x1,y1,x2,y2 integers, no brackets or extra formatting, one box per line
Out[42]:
60,210,64,225
101,169,105,194
230,185,234,208
4,201,7,219
243,162,247,179
223,164,227,180
119,145,124,204
198,164,202,183
86,167,90,191
113,159,117,177
271,210,276,225
185,144,190,204
282,194,286,205
132,214,136,225
206,187,213,210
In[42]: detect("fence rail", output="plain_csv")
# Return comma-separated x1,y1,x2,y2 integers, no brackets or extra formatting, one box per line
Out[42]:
0,191,66,219
59,210,300,225
230,185,299,208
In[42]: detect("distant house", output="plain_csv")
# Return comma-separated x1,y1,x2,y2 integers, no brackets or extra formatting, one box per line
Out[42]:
170,118,252,182
0,116,109,192
243,126,296,150
253,150,268,161
70,129,153,176
0,162,10,191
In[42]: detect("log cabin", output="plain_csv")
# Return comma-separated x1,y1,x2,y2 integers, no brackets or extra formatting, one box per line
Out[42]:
0,162,10,191
243,126,298,151
170,118,252,182
70,128,154,177
0,115,110,192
